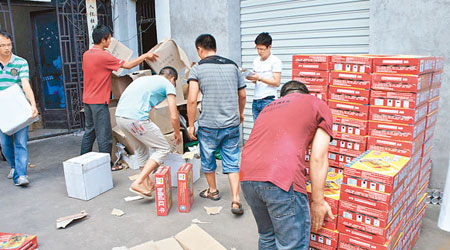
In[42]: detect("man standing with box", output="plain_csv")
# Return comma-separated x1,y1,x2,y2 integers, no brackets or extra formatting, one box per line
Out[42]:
0,31,38,186
240,81,334,249
187,34,246,215
81,24,158,171
115,66,181,198
245,32,282,121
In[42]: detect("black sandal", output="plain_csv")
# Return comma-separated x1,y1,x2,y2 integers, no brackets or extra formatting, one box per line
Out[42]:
111,163,124,171
231,201,244,215
199,188,221,201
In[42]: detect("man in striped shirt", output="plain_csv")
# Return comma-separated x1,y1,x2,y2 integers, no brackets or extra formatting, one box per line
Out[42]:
0,31,38,186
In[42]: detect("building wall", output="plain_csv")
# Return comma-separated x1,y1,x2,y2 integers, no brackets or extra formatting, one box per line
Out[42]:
369,0,450,189
169,0,241,65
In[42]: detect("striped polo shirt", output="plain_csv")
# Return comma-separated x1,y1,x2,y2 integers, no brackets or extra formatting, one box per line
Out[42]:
0,54,29,91
188,55,246,129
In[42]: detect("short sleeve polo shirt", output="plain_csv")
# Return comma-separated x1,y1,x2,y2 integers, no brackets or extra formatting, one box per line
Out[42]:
0,54,29,91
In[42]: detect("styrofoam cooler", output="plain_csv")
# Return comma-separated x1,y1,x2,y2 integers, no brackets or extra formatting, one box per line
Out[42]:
163,153,201,187
63,152,113,200
0,84,39,135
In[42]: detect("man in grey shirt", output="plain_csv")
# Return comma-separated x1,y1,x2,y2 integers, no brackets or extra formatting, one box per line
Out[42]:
187,34,246,215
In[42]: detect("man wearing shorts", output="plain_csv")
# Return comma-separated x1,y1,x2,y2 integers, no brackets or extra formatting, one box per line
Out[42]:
115,66,180,198
187,34,246,215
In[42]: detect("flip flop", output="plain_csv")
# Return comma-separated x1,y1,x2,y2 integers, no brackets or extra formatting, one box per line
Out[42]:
111,163,124,171
231,201,244,215
129,188,154,200
199,188,221,201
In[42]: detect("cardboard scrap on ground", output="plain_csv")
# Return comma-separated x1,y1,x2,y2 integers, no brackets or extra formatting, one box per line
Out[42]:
124,196,143,202
111,208,125,217
175,224,227,250
56,210,88,229
204,206,223,215
154,237,184,250
192,218,210,224
112,247,129,250
128,174,139,181
129,241,158,250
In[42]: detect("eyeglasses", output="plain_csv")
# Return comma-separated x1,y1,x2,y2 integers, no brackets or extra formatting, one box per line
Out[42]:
0,43,12,48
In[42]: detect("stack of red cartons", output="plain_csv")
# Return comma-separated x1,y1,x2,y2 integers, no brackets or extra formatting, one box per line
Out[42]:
338,150,411,250
292,55,331,102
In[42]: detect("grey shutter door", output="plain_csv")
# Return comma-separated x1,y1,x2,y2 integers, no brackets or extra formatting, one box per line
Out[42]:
240,0,370,141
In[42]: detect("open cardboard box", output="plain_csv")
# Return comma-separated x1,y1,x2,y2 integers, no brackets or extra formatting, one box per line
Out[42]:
111,70,152,99
106,38,133,77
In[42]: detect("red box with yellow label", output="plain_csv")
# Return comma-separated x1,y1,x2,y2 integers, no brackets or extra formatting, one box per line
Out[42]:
177,163,194,213
155,166,172,216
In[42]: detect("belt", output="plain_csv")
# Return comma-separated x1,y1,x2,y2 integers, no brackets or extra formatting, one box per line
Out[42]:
262,95,275,100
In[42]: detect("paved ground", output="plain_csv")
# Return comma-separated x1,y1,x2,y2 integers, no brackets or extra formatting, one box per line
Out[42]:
0,134,450,250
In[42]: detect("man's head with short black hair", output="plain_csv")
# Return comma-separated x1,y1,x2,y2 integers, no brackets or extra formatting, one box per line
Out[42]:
280,80,309,97
255,32,272,47
159,66,178,86
92,24,112,45
0,31,12,41
195,34,217,51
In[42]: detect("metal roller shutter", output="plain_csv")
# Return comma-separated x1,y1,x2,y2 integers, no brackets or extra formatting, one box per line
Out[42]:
240,0,370,141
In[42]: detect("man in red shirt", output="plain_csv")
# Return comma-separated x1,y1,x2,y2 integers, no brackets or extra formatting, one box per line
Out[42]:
240,80,334,250
81,24,157,170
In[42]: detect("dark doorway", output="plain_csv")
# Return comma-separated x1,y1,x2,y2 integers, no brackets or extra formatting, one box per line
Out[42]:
31,11,67,128
136,0,157,70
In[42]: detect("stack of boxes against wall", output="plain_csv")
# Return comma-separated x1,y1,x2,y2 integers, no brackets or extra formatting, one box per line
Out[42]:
291,54,444,250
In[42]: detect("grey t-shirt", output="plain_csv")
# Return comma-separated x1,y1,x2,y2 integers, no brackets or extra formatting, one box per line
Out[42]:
188,55,246,129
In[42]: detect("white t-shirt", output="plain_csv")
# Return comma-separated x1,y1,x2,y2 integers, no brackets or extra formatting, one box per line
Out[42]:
253,54,282,99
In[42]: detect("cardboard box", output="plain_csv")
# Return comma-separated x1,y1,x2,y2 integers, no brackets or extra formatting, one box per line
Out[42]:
165,131,183,154
106,38,133,77
177,163,194,213
423,122,435,143
435,57,445,71
429,82,440,100
292,68,329,79
0,84,39,135
370,89,429,109
367,134,424,157
371,73,432,92
330,71,371,89
420,147,432,168
175,224,227,250
309,241,335,250
292,61,331,71
369,104,428,125
306,84,328,101
432,70,443,86
425,110,438,128
338,225,402,250
154,237,184,250
422,135,433,156
329,85,370,105
368,119,426,141
163,153,201,187
329,101,369,120
109,107,117,128
331,55,377,73
330,132,367,152
328,150,359,168
0,233,38,250
112,126,135,155
309,228,339,248
292,75,329,85
63,152,113,200
155,166,172,216
111,70,153,99
373,56,435,75
332,117,369,136
306,171,342,215
149,101,201,135
427,97,440,114
292,54,332,63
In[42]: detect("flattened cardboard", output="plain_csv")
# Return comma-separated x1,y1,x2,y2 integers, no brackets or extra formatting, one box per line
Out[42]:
129,241,158,250
154,237,184,250
106,38,133,76
175,224,227,250
56,210,88,229
112,127,135,155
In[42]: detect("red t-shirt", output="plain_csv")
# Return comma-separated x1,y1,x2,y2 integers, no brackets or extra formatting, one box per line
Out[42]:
82,47,124,104
240,93,333,194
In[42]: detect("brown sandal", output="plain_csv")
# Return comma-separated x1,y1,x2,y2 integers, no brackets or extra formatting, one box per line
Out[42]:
231,201,244,215
199,188,221,201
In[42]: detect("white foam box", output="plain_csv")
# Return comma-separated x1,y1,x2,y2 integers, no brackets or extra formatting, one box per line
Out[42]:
63,152,113,200
163,153,200,187
0,84,39,135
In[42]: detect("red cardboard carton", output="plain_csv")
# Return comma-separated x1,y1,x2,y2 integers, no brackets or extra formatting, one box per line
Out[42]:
369,104,428,125
371,73,432,92
155,166,172,216
330,71,371,89
293,62,331,71
328,150,359,168
292,68,329,78
423,123,435,143
310,228,339,248
329,85,370,105
0,233,38,250
340,183,406,211
367,134,424,157
368,119,426,141
338,229,402,250
435,57,445,71
370,89,428,109
332,116,369,136
309,241,335,250
329,101,369,120
427,97,440,114
425,110,438,128
420,147,432,168
292,54,331,63
422,135,433,157
292,75,329,86
431,71,443,86
429,82,440,100
373,56,435,75
306,84,329,102
330,133,367,153
177,163,194,213
331,55,377,73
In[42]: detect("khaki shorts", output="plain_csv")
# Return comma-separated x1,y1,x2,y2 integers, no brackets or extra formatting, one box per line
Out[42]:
116,117,170,166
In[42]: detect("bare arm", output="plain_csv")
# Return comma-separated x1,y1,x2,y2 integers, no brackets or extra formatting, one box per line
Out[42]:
246,72,281,87
187,80,200,140
121,51,158,69
21,78,38,118
166,94,181,144
309,127,334,232
238,88,246,123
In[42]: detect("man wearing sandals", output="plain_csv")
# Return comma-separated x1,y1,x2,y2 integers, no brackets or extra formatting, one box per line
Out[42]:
81,24,158,171
187,34,246,215
240,81,334,249
115,66,181,198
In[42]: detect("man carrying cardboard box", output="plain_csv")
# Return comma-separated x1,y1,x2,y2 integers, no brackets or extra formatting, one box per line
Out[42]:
240,81,334,249
187,34,246,215
80,24,158,171
0,31,38,186
115,66,181,198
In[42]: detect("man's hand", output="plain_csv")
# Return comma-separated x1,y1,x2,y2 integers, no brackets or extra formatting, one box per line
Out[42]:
310,200,334,232
188,126,197,140
146,51,158,62
31,105,38,118
174,131,182,144
246,73,259,82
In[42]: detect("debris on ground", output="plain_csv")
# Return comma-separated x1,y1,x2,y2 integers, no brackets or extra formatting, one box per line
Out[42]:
175,224,227,250
204,206,223,215
56,210,88,229
124,196,144,202
129,241,157,250
111,247,129,250
128,174,139,181
111,208,125,217
191,218,210,224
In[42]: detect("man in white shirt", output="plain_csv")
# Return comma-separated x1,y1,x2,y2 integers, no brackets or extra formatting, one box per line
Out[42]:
246,32,282,121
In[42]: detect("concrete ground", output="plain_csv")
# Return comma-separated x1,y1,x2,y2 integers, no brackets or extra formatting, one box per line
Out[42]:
0,134,449,250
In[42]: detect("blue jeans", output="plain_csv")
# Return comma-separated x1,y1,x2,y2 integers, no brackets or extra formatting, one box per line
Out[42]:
252,98,275,122
241,181,311,250
197,126,240,174
0,126,29,183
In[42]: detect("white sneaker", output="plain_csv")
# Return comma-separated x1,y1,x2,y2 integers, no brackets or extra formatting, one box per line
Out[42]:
15,176,29,186
7,169,14,179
